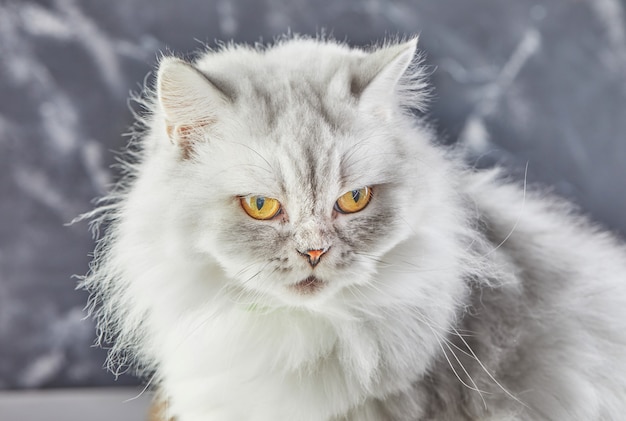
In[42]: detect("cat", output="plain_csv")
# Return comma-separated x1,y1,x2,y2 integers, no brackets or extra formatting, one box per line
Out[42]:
81,36,626,421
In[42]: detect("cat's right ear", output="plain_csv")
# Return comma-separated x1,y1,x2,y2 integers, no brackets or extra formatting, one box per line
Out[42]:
157,57,229,157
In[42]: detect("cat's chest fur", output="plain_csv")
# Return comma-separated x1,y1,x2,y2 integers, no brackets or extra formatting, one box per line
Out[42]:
148,247,460,420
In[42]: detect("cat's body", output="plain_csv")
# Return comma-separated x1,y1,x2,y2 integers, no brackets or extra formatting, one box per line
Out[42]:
83,37,626,421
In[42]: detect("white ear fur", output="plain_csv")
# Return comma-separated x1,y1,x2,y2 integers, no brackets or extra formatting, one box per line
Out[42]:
157,58,228,157
358,38,418,119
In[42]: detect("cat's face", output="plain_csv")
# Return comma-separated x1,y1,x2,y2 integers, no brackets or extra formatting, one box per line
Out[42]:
155,40,430,307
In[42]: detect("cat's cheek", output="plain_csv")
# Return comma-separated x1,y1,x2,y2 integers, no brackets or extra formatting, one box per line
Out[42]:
333,210,397,252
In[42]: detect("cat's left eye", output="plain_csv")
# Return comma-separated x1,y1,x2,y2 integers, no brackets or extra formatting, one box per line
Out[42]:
334,187,372,214
240,195,282,220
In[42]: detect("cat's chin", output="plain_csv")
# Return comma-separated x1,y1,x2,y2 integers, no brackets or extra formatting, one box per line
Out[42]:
289,276,326,295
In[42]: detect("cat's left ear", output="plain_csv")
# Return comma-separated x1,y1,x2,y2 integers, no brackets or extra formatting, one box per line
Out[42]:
157,57,230,157
356,38,421,119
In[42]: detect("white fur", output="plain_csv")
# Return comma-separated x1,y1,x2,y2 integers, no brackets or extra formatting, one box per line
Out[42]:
82,37,626,421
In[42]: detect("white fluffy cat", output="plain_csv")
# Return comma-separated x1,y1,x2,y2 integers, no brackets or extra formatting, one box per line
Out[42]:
82,37,626,420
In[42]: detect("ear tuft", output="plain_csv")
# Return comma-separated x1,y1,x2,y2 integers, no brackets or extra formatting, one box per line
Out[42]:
157,57,228,157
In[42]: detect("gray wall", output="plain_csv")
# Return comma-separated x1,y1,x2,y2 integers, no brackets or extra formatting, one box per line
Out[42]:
1,0,625,389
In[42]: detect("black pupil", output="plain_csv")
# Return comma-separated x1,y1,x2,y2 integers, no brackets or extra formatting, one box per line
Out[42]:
351,190,361,203
256,197,265,210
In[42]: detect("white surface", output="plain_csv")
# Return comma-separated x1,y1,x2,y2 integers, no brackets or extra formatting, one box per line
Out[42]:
0,388,152,421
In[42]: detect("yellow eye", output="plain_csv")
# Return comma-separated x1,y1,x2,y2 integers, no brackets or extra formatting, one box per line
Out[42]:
240,196,282,220
335,187,372,214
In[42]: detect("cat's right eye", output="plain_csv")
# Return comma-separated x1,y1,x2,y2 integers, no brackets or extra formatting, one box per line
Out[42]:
240,195,282,220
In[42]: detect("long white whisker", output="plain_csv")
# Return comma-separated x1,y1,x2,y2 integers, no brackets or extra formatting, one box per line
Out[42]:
449,324,528,409
429,325,484,395
123,372,157,403
437,332,489,408
481,162,528,258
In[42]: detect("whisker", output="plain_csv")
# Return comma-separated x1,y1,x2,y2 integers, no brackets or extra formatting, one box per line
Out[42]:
123,372,157,403
449,324,528,409
480,162,528,258
229,141,275,173
429,325,486,397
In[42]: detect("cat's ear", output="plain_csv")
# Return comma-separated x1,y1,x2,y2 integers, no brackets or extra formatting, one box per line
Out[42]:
157,57,229,157
355,38,421,119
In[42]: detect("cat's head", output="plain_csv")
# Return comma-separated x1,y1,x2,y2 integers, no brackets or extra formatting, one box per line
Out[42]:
146,38,455,309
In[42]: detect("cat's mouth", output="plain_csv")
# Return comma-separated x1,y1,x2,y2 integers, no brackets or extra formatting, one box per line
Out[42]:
290,276,326,295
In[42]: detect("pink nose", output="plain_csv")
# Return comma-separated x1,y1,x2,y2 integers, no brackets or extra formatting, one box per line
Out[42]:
299,248,329,268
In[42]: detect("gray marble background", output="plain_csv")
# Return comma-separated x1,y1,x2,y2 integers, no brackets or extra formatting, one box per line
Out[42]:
1,0,625,390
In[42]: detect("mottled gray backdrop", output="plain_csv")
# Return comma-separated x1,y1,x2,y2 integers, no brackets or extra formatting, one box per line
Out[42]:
1,0,625,390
